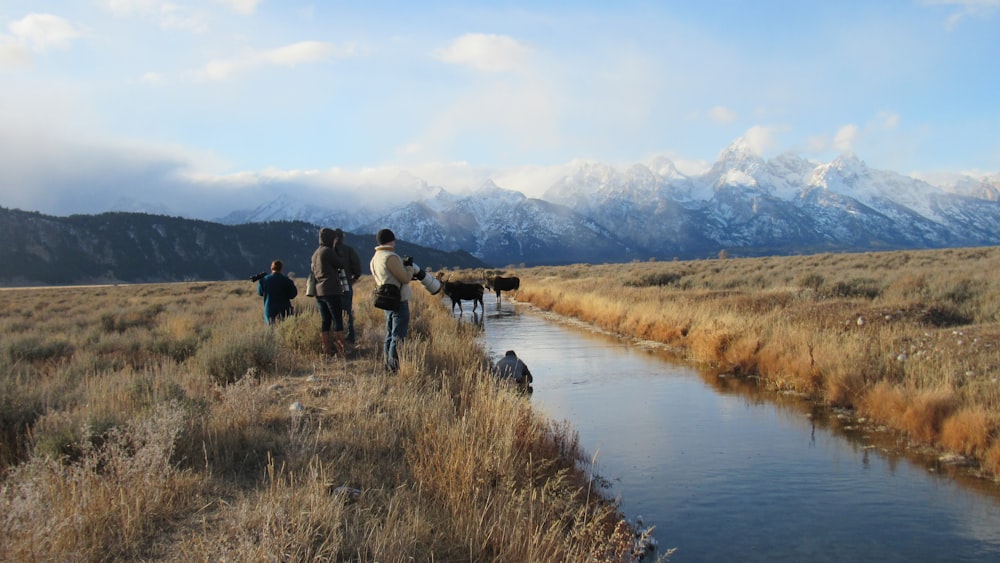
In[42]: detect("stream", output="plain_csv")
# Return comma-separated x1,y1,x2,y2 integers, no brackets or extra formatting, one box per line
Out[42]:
469,301,1000,562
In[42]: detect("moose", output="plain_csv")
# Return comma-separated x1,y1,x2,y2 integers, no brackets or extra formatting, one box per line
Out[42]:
442,280,485,314
485,275,520,305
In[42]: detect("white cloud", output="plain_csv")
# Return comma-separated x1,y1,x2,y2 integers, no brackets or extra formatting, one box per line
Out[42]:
266,41,342,65
214,0,261,15
922,0,1000,29
139,71,165,84
200,40,351,80
6,13,83,53
395,78,561,165
708,105,739,124
743,124,783,155
434,33,532,73
100,0,209,32
809,112,899,155
875,110,900,130
0,13,83,67
834,124,859,151
0,38,32,67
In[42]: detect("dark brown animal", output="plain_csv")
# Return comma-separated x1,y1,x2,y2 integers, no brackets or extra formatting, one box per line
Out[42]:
485,275,520,304
443,281,485,314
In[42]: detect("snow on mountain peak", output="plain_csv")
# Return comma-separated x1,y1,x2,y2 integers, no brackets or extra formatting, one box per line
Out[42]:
718,136,763,165
707,136,766,184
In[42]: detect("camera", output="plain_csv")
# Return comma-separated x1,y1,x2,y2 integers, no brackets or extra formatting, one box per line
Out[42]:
404,259,442,295
250,271,269,283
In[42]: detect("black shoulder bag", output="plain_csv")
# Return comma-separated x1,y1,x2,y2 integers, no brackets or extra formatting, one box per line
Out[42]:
373,283,401,311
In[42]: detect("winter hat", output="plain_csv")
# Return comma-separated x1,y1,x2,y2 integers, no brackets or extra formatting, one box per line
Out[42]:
376,228,396,245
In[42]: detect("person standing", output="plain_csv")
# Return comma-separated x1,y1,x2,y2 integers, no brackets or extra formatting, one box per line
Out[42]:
369,228,415,372
311,227,348,357
333,228,362,348
257,259,298,325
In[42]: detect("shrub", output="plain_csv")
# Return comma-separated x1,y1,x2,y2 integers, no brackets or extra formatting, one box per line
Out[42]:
198,327,278,385
275,311,320,355
624,271,683,288
918,305,972,328
797,273,824,292
6,335,74,364
901,389,958,443
940,408,994,458
0,378,45,468
100,305,164,334
829,278,881,299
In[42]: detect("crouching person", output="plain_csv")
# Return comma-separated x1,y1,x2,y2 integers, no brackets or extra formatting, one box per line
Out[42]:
494,350,533,394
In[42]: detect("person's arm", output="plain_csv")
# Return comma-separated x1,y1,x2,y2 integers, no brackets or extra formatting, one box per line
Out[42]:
258,279,265,297
348,247,362,281
385,254,411,287
287,276,298,299
321,248,346,279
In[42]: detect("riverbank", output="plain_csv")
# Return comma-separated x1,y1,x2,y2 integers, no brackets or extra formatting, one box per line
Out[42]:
0,281,649,560
474,247,1000,482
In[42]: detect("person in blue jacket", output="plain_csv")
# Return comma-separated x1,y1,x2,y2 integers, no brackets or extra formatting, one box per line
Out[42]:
257,259,298,325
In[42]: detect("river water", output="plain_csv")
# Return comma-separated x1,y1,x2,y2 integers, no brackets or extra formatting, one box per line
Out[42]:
470,301,1000,562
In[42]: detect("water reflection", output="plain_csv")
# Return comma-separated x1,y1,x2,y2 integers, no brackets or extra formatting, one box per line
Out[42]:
470,301,1000,562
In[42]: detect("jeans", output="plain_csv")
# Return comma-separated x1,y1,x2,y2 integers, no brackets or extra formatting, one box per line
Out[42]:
341,287,355,341
384,300,410,371
316,295,344,332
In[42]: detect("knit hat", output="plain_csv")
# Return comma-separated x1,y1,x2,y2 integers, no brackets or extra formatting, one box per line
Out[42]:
376,228,396,245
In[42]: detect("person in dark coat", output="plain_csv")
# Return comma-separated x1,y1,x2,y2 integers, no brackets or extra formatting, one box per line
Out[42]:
257,259,298,325
311,227,348,356
333,228,363,347
494,350,533,392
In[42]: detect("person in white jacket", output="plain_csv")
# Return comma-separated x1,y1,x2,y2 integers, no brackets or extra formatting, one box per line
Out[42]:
369,228,416,372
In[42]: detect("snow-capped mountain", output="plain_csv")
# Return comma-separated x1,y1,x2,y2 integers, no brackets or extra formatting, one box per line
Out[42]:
216,193,357,229
361,181,638,266
214,137,1000,266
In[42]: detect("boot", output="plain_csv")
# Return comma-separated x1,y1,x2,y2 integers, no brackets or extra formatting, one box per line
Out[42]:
333,331,347,357
320,332,331,356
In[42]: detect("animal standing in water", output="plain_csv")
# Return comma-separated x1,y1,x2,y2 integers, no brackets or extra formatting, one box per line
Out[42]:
485,275,520,305
442,280,485,314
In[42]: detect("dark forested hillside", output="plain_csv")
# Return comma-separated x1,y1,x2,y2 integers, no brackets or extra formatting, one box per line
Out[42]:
0,207,487,286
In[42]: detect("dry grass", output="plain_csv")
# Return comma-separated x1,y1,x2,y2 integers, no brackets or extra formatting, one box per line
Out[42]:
443,246,1000,480
1,280,651,561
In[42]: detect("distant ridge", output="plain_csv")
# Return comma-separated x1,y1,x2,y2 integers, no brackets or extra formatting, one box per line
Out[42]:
0,207,488,287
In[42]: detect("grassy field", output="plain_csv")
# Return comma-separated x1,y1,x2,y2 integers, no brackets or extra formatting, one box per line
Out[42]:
464,246,1000,482
0,280,652,561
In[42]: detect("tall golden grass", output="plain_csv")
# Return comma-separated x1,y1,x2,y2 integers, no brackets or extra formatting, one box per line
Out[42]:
1,280,653,561
465,247,1000,480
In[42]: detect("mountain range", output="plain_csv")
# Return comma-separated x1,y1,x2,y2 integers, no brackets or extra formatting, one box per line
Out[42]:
0,209,487,286
215,137,1000,265
4,136,1000,285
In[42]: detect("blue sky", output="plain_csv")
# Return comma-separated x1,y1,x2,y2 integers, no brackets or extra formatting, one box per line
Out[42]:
1,0,998,218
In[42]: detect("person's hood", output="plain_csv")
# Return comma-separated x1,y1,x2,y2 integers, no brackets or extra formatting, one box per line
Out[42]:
319,227,336,246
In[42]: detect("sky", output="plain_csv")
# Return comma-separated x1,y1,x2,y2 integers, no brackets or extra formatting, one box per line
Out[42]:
1,0,999,219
